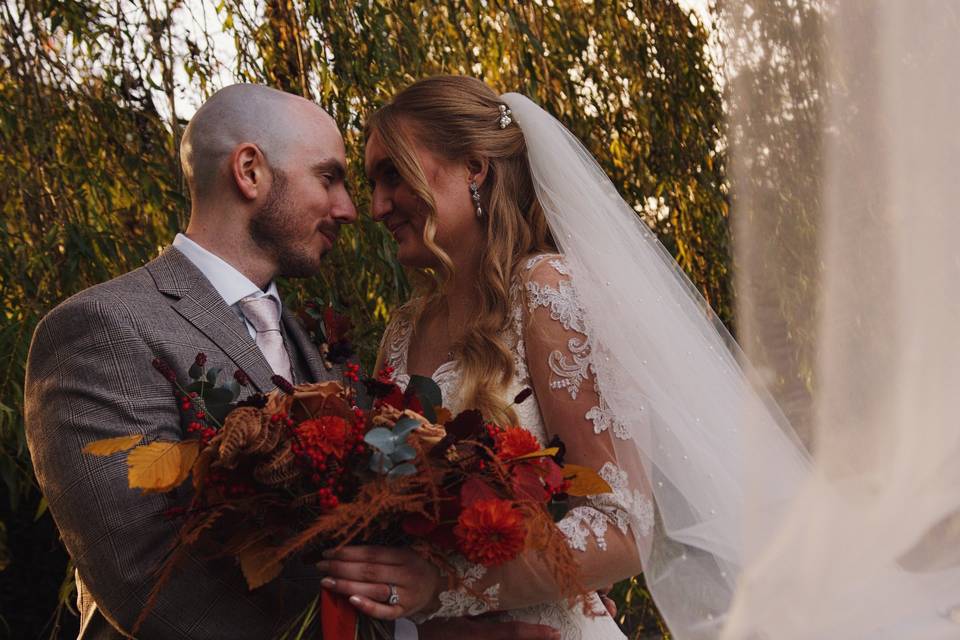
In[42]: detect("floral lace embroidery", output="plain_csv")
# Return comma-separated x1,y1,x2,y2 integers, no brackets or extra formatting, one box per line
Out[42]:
525,254,553,271
548,258,571,275
509,278,530,384
557,462,654,552
585,398,633,440
415,556,501,621
558,506,612,551
504,599,592,640
526,279,592,399
595,462,655,537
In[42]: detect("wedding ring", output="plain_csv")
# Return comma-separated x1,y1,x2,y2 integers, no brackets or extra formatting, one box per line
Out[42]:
387,583,400,606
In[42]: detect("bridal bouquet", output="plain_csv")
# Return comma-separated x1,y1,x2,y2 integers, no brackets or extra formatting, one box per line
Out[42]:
84,353,611,638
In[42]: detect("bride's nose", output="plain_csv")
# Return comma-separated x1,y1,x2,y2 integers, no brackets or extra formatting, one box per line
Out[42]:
370,187,393,222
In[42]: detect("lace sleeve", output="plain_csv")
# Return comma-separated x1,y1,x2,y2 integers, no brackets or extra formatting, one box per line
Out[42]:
522,255,654,557
416,256,651,619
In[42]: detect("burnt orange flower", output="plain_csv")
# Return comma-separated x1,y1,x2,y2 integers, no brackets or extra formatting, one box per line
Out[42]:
454,498,526,566
494,427,541,461
295,415,351,459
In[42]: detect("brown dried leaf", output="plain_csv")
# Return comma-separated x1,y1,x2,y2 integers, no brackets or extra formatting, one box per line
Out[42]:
562,464,613,496
128,441,194,492
217,407,263,469
83,434,143,456
239,546,283,590
511,447,560,462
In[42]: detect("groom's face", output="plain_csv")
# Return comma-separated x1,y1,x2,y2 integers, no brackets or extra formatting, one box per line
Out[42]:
249,109,356,277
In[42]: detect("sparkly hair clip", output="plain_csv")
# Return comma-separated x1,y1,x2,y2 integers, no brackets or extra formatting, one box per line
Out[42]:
498,104,513,129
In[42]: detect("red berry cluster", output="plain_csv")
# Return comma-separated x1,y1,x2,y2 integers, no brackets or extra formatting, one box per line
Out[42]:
180,392,217,443
343,363,360,383
204,468,255,498
290,415,367,511
377,366,395,383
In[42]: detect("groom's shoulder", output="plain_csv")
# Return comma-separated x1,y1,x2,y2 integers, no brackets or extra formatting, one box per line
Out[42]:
38,254,170,333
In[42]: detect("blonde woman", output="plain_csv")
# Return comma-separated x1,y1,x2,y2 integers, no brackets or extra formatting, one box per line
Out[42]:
318,75,808,640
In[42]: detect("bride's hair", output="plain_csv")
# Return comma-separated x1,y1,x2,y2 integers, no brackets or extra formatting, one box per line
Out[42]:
366,75,554,424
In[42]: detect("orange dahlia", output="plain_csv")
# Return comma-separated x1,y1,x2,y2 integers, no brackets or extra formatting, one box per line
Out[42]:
494,426,541,461
295,415,351,459
454,498,527,566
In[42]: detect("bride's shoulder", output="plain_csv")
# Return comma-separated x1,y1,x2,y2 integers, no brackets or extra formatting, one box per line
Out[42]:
379,299,419,351
519,252,571,285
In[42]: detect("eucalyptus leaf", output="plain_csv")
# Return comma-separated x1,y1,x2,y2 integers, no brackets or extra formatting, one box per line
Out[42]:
369,451,394,474
188,363,203,380
205,387,234,406
205,367,222,384
393,417,420,441
387,463,417,478
364,427,397,454
391,443,417,462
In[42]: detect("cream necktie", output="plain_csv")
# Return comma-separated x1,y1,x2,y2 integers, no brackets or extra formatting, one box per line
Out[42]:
238,294,293,384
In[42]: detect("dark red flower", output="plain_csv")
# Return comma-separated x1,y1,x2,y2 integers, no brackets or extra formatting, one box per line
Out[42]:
494,427,541,461
454,499,527,566
295,416,352,460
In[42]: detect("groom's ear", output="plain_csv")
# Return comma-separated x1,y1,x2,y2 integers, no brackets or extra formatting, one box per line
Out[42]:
231,143,266,201
466,156,490,187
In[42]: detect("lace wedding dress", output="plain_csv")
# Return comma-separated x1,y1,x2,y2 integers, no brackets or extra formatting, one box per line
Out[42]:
380,254,655,640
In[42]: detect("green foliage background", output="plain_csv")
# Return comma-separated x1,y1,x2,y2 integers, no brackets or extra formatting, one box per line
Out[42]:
0,1,726,637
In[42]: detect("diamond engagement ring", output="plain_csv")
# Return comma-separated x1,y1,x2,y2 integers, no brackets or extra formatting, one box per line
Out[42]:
387,583,400,606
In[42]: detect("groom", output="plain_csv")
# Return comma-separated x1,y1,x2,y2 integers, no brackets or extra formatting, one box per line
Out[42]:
24,85,559,639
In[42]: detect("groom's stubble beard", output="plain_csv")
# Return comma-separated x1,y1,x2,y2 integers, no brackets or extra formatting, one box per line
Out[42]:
248,168,324,278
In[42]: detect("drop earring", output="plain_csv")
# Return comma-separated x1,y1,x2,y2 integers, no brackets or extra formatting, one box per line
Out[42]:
470,180,483,218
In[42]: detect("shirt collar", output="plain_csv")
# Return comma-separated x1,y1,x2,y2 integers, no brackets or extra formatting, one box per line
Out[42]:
173,233,280,307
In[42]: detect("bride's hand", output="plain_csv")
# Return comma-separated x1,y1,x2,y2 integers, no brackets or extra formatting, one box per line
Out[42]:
316,545,442,619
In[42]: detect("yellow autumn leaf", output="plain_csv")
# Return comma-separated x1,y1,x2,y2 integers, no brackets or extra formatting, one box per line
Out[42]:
510,447,560,462
82,434,143,456
562,464,613,496
239,546,283,590
127,441,196,492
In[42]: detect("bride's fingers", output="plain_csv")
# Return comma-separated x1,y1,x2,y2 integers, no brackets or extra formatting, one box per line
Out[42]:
316,559,398,585
346,593,405,620
320,576,392,603
322,545,408,565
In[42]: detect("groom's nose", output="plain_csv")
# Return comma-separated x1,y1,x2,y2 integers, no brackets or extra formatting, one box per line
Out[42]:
330,190,357,224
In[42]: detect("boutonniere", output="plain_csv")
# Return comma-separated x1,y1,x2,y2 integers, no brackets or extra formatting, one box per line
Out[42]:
298,300,355,371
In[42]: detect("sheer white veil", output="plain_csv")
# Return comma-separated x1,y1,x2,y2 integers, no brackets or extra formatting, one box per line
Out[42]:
501,93,810,638
723,1,960,637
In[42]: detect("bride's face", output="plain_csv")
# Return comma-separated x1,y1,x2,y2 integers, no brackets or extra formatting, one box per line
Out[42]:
365,128,482,269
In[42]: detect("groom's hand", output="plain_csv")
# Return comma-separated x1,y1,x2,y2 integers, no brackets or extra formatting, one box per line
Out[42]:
418,617,560,640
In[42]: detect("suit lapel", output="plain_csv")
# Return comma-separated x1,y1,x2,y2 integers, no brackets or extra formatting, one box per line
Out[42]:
147,247,277,393
282,308,330,383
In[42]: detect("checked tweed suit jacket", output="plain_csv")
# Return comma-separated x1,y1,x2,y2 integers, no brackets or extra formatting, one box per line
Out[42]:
25,246,339,639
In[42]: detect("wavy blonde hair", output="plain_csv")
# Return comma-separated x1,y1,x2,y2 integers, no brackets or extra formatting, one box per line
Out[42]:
367,75,554,425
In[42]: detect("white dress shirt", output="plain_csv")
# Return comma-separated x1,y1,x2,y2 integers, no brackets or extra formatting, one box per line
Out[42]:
173,233,282,342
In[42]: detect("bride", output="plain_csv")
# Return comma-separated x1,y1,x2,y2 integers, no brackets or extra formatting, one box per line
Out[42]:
317,75,808,638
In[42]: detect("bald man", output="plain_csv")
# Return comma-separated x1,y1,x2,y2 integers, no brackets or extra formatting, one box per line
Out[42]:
24,85,561,640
